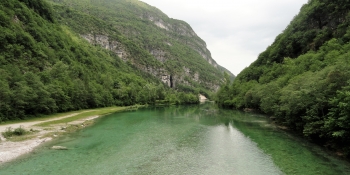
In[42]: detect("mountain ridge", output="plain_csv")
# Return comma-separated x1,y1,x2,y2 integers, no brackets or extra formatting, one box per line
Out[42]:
50,0,234,93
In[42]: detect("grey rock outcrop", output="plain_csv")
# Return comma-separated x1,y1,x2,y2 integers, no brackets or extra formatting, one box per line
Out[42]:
81,34,128,61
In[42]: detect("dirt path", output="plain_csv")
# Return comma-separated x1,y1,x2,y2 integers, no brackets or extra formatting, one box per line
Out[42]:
0,113,80,134
0,111,97,165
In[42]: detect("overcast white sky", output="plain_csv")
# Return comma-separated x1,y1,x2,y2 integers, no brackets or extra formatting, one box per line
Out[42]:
141,0,308,75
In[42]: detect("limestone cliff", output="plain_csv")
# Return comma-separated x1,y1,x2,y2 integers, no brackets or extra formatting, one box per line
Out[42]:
51,0,234,93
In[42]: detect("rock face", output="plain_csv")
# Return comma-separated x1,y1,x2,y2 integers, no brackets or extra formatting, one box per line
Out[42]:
199,94,207,102
81,32,222,92
80,33,219,90
51,146,68,150
60,0,236,91
81,34,128,61
161,75,172,87
143,13,219,68
150,49,167,63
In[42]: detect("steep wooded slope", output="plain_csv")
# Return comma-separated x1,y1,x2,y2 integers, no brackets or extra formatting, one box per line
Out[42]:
0,0,208,122
216,0,350,157
49,0,234,95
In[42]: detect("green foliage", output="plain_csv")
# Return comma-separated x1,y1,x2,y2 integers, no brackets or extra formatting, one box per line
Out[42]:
2,126,27,138
19,0,55,22
216,72,233,107
37,106,130,127
161,90,199,105
324,84,350,155
250,0,350,69
216,0,350,157
0,0,202,122
48,0,231,92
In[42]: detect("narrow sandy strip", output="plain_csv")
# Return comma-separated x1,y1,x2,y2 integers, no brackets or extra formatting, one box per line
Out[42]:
0,137,53,164
0,112,90,133
0,111,98,165
67,115,99,125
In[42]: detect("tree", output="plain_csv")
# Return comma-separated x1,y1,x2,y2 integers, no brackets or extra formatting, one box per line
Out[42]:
324,85,350,154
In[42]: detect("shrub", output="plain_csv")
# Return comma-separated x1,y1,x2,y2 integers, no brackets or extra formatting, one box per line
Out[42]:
1,126,27,138
13,126,26,136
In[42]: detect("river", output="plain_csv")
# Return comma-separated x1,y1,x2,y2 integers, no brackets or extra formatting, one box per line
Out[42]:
0,103,349,174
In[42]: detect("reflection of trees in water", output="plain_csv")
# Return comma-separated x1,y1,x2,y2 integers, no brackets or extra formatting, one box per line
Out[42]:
147,103,270,130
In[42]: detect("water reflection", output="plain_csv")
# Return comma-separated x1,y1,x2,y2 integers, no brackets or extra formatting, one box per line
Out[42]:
1,103,349,175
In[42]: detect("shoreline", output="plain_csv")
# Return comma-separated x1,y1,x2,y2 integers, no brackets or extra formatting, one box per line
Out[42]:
0,113,100,165
0,106,133,166
0,137,53,165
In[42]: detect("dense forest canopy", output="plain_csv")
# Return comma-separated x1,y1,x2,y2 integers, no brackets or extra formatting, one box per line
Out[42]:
216,0,350,157
0,0,232,122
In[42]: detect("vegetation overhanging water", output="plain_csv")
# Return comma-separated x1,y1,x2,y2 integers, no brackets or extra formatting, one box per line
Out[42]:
0,103,349,175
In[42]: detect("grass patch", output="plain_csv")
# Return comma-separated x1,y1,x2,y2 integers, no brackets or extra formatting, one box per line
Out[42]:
0,110,86,126
0,105,144,126
1,126,39,141
36,105,142,127
6,134,37,142
0,105,143,142
2,126,27,138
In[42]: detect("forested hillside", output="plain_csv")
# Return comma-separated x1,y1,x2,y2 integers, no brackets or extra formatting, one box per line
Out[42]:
0,0,229,122
48,0,234,96
216,0,350,157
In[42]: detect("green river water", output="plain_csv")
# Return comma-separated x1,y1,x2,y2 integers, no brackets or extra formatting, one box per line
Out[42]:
1,103,350,175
